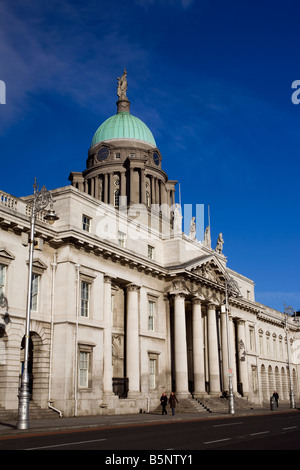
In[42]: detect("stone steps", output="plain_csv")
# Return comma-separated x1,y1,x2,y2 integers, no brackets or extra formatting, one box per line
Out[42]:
154,395,260,415
195,396,259,413
0,402,61,422
154,396,207,414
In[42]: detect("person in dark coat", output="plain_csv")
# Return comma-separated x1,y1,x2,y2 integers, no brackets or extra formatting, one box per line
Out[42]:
169,392,178,415
160,392,168,415
273,391,279,408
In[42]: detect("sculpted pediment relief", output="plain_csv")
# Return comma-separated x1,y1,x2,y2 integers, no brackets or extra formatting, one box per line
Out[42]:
186,257,227,286
169,279,190,295
192,264,219,282
165,279,223,305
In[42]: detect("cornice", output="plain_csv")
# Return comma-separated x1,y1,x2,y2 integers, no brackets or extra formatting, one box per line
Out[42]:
56,229,168,279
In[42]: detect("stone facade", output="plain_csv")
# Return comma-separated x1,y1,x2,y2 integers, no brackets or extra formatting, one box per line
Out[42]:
0,84,299,417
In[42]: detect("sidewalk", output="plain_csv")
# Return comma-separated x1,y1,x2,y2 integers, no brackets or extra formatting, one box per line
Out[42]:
0,405,298,438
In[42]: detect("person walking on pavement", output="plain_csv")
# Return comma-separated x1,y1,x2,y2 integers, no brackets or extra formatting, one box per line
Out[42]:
160,392,168,415
273,390,279,408
169,392,178,415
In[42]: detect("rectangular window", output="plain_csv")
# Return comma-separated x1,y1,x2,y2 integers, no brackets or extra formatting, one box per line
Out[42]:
79,351,89,388
149,358,156,389
279,339,283,358
259,334,263,355
82,215,91,232
251,366,258,392
249,327,255,351
273,337,277,357
118,231,126,247
148,245,154,260
31,274,39,311
81,281,90,317
266,336,270,356
148,300,155,331
0,264,6,298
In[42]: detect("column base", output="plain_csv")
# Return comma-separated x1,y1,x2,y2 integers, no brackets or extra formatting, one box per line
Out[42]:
208,391,222,397
193,391,209,399
101,392,119,406
174,391,191,399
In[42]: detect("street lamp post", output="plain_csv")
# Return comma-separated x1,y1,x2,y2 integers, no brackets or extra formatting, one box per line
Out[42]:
284,304,297,410
17,179,58,430
221,276,241,415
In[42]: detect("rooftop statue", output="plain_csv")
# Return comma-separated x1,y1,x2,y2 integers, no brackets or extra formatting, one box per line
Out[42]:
117,69,128,100
189,216,196,239
215,233,224,254
203,225,211,248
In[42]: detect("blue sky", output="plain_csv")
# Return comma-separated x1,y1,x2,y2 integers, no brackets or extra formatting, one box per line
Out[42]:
0,0,299,312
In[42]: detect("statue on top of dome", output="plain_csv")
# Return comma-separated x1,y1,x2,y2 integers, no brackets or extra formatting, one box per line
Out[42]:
117,69,128,100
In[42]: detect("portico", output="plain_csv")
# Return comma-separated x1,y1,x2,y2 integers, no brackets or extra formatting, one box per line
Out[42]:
165,264,252,400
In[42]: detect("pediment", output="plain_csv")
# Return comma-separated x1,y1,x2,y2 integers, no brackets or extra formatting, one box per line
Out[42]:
26,258,48,274
185,255,227,285
0,248,15,265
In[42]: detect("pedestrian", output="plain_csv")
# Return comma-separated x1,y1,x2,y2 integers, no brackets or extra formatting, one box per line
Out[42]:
160,392,168,415
273,391,279,408
169,392,178,415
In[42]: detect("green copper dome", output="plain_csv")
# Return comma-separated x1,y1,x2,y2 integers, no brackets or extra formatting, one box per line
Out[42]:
91,111,156,147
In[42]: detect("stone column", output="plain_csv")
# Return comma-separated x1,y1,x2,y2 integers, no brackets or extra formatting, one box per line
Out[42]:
104,173,108,204
109,173,114,205
103,276,113,394
164,295,172,392
126,284,140,395
155,178,159,205
129,168,135,205
119,171,127,209
220,309,229,391
95,176,99,199
140,168,145,205
91,177,95,197
237,319,249,397
207,303,221,395
174,293,189,395
229,317,237,393
192,298,206,396
151,176,156,204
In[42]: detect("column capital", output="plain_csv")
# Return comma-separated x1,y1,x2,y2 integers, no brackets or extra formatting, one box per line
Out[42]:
192,296,202,305
173,292,186,300
168,279,189,297
104,275,113,284
127,283,140,292
206,302,217,310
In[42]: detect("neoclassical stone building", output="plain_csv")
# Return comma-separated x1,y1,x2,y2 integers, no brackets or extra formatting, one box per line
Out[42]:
0,73,299,417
